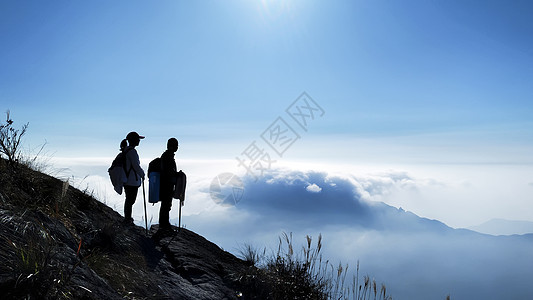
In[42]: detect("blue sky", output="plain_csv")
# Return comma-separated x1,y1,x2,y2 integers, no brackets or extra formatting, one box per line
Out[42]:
3,0,532,153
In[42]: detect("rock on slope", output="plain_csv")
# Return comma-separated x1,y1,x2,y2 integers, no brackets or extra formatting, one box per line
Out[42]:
0,160,248,299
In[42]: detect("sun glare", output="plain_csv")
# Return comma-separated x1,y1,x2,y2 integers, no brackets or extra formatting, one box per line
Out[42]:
256,0,297,23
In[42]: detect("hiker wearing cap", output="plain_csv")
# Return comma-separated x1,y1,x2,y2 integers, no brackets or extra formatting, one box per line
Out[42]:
159,137,179,229
123,131,146,224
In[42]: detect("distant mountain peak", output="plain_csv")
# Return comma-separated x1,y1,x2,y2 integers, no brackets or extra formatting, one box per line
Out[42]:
468,218,533,236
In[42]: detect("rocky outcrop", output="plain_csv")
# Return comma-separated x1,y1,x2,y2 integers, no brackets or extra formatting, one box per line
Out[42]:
151,226,246,299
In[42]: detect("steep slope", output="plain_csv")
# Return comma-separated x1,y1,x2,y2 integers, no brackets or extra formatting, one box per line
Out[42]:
0,160,248,299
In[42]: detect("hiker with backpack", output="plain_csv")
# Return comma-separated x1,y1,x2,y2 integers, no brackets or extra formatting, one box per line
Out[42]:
157,138,180,230
122,131,146,224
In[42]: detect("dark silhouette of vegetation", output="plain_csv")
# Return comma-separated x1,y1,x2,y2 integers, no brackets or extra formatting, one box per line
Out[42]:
0,110,28,167
236,232,393,300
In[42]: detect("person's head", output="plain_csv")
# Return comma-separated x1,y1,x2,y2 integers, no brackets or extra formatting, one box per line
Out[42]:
126,131,145,147
167,137,179,152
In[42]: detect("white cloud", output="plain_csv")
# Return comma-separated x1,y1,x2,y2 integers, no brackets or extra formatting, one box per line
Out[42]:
306,183,322,193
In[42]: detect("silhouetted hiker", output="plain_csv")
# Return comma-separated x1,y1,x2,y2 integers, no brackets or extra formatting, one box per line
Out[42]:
123,131,146,225
159,137,179,230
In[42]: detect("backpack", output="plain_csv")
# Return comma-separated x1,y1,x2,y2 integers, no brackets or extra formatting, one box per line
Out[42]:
148,157,162,203
148,157,161,176
108,148,132,195
173,170,187,203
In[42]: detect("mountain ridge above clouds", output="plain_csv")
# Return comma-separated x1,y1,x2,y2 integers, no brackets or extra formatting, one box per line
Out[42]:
467,218,533,236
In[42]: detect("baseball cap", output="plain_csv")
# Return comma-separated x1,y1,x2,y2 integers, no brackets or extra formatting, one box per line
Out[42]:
126,131,145,141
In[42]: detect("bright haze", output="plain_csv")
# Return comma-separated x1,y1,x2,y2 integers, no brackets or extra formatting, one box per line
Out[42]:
2,1,533,299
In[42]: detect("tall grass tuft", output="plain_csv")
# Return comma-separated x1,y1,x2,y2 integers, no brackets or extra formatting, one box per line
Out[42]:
235,232,394,300
238,243,266,267
0,211,72,299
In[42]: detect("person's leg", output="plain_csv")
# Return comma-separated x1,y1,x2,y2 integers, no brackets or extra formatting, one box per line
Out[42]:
159,197,172,228
124,185,138,223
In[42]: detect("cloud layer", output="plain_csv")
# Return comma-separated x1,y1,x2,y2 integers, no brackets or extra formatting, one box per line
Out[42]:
187,169,533,300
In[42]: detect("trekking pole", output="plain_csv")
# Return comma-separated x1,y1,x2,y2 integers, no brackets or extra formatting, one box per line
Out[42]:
142,179,148,234
178,200,182,232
